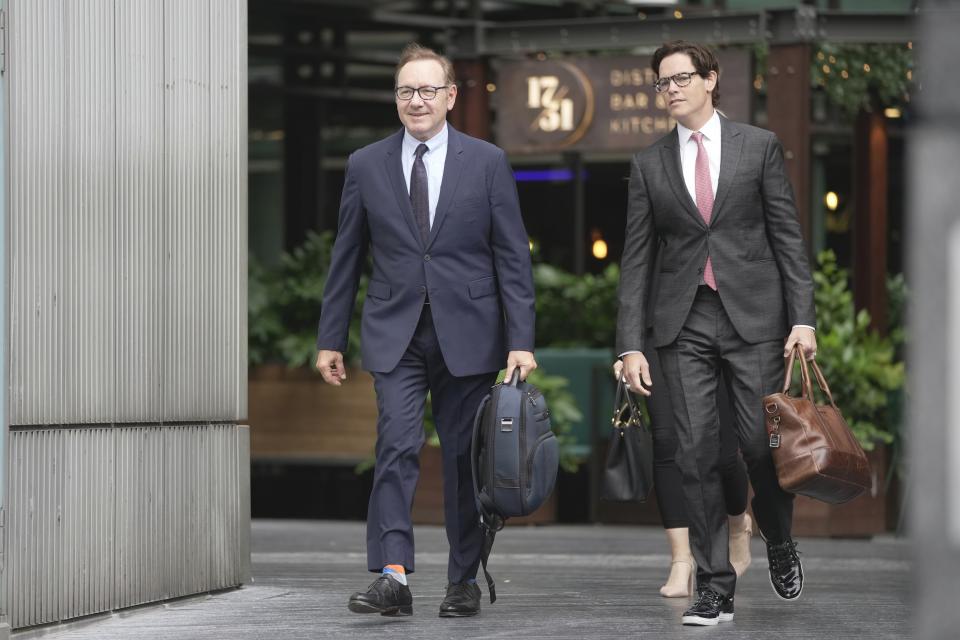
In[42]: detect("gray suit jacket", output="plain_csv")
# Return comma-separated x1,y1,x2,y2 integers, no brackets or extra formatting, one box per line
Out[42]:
616,116,816,355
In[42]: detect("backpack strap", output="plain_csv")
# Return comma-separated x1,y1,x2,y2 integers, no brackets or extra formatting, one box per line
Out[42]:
470,390,503,603
479,520,499,604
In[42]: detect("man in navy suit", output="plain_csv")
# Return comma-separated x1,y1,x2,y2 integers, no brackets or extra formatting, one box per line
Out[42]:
315,43,536,618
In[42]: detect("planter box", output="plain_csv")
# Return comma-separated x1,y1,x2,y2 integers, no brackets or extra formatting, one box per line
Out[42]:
535,347,615,454
791,446,889,537
248,364,377,463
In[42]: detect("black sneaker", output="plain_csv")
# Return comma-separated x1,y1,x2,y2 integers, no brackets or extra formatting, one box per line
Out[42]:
348,575,413,616
439,582,481,618
681,586,734,626
765,537,804,600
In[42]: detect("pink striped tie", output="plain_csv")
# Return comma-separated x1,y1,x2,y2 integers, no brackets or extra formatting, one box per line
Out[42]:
691,132,717,291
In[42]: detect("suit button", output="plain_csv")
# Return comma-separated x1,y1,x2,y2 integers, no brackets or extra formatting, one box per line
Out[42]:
424,254,431,261
419,286,426,294
698,268,703,274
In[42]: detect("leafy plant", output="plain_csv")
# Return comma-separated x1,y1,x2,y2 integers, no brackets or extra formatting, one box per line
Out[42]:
534,262,619,348
886,271,907,358
248,230,367,367
810,43,913,119
806,250,905,450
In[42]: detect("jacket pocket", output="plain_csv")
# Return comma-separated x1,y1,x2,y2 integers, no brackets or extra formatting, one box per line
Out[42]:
456,196,485,209
367,279,391,300
468,275,497,299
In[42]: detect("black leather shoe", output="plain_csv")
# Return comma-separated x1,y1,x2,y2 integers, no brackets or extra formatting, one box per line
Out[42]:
682,586,734,626
439,582,481,618
348,576,413,616
765,537,804,600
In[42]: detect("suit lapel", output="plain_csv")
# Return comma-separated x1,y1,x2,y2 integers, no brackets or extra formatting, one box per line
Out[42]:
426,124,464,250
383,129,424,250
660,129,706,229
710,117,743,226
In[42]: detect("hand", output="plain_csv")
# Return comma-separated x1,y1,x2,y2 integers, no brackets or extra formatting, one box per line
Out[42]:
612,360,623,381
315,350,347,386
784,326,817,360
504,350,538,382
621,352,653,397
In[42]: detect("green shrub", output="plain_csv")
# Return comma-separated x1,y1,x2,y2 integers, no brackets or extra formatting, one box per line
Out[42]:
533,262,618,348
248,230,366,367
807,250,905,450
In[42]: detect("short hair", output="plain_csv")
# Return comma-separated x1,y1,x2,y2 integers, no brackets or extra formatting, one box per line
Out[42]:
395,43,456,87
651,41,721,107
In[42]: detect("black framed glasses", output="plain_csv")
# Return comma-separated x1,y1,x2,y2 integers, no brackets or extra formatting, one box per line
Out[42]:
395,85,450,101
654,72,702,93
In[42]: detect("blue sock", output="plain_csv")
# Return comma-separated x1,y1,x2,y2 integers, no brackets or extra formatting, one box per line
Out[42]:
382,565,408,586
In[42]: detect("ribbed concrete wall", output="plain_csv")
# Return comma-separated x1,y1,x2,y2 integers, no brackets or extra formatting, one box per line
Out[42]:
2,0,249,631
7,0,247,425
4,425,251,629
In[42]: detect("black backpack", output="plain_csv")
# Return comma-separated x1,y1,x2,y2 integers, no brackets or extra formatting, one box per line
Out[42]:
470,370,559,603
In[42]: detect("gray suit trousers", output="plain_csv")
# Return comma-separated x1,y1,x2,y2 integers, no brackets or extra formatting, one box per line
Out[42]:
659,286,794,597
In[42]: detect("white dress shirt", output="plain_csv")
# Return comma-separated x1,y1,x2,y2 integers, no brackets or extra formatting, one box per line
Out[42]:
401,123,448,228
677,109,722,204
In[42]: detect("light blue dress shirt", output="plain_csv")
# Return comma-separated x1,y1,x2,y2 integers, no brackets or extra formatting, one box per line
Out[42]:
401,123,448,228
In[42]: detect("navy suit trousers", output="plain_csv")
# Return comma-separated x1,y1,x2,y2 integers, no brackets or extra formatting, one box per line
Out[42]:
367,305,496,583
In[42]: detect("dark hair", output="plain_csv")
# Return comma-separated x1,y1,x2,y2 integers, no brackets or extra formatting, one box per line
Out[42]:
395,43,456,87
651,41,720,107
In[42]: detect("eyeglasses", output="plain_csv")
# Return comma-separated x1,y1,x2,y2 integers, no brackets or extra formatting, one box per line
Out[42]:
654,72,702,93
395,85,450,101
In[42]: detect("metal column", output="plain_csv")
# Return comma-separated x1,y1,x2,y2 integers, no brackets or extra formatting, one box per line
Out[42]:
0,0,8,634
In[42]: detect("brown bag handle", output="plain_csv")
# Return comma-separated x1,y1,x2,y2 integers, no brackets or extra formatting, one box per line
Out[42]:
781,345,837,407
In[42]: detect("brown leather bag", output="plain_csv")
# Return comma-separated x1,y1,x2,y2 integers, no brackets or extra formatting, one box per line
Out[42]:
762,346,872,504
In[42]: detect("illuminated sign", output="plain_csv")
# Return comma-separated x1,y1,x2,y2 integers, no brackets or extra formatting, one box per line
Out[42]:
495,51,752,153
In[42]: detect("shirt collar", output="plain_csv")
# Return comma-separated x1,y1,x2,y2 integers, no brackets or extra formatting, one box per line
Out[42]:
677,109,720,147
402,122,448,158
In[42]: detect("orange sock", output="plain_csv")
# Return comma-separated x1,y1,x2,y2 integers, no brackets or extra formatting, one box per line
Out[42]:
382,564,408,585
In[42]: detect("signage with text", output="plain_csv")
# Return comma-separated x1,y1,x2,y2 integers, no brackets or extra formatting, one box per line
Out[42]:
495,51,752,154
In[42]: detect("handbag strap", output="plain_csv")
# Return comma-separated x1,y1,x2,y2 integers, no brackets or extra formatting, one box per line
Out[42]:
808,355,838,408
613,374,646,430
781,345,837,407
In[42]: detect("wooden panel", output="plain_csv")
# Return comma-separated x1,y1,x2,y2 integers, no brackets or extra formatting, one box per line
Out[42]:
248,365,378,462
451,59,491,141
765,44,812,250
853,109,889,334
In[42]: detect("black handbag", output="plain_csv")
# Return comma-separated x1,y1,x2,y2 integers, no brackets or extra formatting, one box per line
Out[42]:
601,375,654,502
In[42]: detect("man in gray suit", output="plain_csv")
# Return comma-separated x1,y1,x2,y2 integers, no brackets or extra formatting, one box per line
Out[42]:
616,41,817,626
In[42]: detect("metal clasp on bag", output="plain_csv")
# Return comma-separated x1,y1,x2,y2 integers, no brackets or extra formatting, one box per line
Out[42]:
500,417,514,432
769,415,781,448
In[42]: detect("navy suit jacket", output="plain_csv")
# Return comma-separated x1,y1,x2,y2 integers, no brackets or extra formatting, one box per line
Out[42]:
316,124,535,377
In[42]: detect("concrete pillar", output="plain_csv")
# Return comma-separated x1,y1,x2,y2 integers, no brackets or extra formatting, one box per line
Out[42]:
909,3,960,639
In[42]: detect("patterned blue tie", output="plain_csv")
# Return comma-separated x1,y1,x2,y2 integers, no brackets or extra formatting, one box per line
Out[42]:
410,143,430,245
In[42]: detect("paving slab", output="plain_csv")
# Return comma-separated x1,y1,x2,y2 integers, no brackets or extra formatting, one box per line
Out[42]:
14,520,911,639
